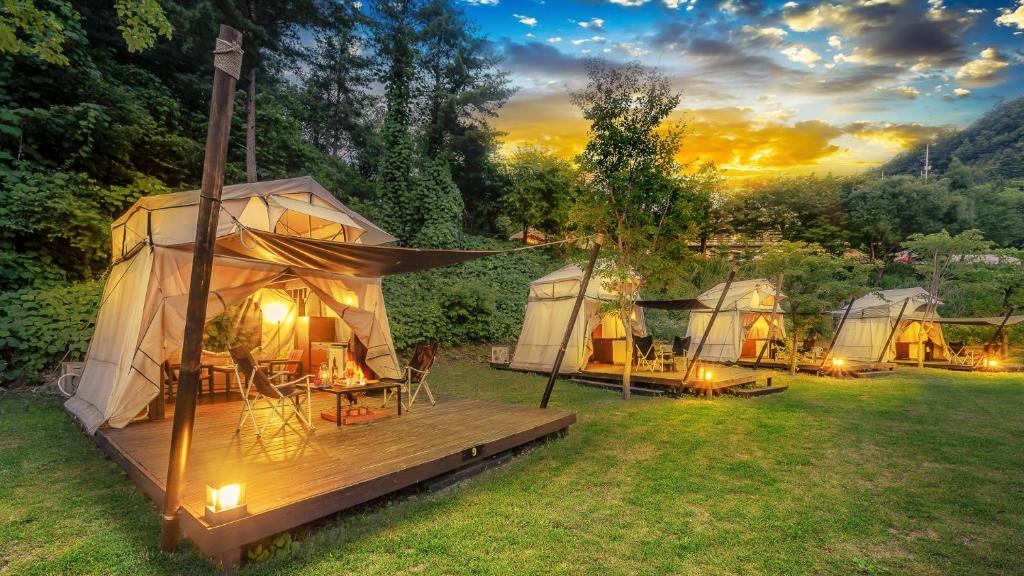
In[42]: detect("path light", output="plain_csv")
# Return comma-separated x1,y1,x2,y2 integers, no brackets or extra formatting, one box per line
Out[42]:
985,358,999,369
704,371,713,381
205,483,248,525
832,358,845,368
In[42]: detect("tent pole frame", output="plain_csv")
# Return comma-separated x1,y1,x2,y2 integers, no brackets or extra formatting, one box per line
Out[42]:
683,269,737,383
540,235,603,409
877,298,911,363
753,274,784,369
160,24,243,553
820,296,855,370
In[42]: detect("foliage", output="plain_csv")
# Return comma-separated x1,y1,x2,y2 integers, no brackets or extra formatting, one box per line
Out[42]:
883,95,1024,180
499,145,574,242
746,241,872,372
412,156,463,248
727,174,849,252
0,278,101,385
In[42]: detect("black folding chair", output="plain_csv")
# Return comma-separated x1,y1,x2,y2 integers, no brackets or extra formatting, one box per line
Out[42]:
384,341,438,411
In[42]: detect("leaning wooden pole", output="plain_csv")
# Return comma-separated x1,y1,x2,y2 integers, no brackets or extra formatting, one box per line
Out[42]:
540,235,603,409
683,269,736,383
877,297,910,363
753,274,784,369
160,25,243,553
820,296,855,369
985,306,1017,356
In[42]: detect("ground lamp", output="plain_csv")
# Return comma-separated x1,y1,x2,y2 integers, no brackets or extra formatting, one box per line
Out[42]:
703,370,714,381
984,358,999,369
205,482,247,525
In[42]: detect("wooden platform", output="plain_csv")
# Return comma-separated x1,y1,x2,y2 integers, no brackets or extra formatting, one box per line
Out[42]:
735,358,898,377
578,363,771,398
892,360,1023,372
89,394,574,567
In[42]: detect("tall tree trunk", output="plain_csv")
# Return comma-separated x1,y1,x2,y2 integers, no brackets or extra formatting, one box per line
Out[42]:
245,0,258,183
622,305,632,401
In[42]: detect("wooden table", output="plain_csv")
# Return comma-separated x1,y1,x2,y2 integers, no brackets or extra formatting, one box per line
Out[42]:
209,364,242,400
301,382,402,426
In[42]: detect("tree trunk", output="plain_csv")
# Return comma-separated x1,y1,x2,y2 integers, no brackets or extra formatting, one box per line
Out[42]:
622,305,632,401
789,329,798,375
246,67,257,183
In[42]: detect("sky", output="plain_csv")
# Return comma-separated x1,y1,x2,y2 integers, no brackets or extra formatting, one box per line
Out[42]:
458,0,1024,178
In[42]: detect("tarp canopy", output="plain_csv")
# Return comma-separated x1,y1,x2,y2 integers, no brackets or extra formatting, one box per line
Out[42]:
684,278,786,362
510,265,647,374
67,176,508,434
636,299,710,311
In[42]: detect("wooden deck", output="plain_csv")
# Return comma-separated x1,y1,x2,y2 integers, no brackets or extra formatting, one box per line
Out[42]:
735,358,898,377
90,393,574,567
578,363,775,398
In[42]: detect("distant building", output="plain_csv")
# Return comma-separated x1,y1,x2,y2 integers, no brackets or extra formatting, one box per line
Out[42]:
509,227,547,245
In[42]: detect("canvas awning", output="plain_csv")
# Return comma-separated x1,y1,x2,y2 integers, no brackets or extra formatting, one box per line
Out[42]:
636,299,710,311
212,229,502,278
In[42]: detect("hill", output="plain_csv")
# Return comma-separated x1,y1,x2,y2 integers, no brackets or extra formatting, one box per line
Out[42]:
882,96,1024,180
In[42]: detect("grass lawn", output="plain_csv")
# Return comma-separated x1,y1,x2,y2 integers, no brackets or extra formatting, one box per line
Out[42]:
2,352,1024,575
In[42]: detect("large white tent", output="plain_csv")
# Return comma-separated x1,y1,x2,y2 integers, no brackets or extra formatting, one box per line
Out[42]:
509,265,647,374
684,278,785,363
66,177,406,434
831,287,948,363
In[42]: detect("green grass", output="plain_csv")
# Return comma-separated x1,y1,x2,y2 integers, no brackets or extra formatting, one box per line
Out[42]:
2,353,1024,575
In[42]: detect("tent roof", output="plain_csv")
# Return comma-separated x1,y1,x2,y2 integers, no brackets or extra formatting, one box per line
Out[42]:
902,314,1024,326
695,278,784,311
529,264,632,300
114,176,397,247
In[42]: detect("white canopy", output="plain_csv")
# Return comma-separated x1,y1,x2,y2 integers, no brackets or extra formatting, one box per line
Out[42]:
685,278,786,362
67,177,402,434
509,265,646,374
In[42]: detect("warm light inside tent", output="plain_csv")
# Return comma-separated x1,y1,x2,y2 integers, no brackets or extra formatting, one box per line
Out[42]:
262,301,289,324
342,293,357,307
205,482,247,524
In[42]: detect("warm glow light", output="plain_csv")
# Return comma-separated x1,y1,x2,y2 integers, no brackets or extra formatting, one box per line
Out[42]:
342,293,358,307
704,371,713,381
207,483,244,511
262,301,289,324
986,359,999,368
832,358,845,367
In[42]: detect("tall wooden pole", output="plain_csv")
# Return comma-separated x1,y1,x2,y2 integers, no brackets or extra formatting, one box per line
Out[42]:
877,298,910,363
540,235,603,409
753,274,784,369
683,269,736,383
985,306,1016,359
160,25,243,552
819,296,855,369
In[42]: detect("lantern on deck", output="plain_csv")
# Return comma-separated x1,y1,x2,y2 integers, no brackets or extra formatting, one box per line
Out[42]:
205,482,247,525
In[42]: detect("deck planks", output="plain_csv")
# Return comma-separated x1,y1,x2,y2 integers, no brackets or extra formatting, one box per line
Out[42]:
91,393,574,562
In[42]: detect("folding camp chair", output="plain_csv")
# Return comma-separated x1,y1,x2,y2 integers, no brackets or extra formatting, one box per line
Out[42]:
383,341,438,411
259,349,304,380
634,336,662,372
230,346,315,436
671,335,691,372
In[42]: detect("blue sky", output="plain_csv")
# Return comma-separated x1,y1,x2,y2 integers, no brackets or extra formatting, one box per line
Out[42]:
456,0,1024,176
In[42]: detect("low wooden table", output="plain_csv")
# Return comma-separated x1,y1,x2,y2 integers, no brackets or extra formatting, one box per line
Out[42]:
302,382,402,426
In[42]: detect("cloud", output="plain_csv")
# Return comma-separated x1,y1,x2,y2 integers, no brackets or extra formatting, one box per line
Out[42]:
579,18,605,30
547,37,563,43
501,41,587,78
889,85,921,99
953,87,971,96
782,45,823,67
513,14,537,27
615,43,651,58
462,0,498,5
571,36,608,45
996,1,1024,29
800,64,901,94
609,0,649,5
650,21,692,51
742,25,788,43
955,47,1010,86
828,35,841,49
843,121,946,148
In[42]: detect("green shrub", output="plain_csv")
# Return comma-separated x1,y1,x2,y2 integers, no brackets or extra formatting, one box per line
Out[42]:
0,280,102,386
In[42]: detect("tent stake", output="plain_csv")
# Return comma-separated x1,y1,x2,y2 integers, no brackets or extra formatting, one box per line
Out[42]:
160,25,243,553
753,274,783,369
683,269,736,383
820,296,855,370
877,298,910,363
540,235,603,409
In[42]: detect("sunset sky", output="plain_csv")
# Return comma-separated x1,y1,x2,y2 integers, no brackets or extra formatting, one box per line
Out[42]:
462,0,1024,178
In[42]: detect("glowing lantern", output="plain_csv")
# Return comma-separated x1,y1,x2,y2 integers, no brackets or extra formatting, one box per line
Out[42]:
703,371,713,381
205,483,247,524
342,293,358,307
832,358,845,367
318,362,331,386
985,358,999,369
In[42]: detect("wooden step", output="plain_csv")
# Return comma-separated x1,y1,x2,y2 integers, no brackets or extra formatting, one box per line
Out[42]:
568,378,666,397
731,385,788,398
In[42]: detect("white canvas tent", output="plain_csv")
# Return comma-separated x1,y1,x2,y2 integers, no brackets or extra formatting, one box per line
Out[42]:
509,265,647,374
831,287,948,362
684,278,785,363
66,177,406,434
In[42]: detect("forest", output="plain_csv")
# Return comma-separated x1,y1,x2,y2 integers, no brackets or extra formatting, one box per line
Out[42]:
1,0,1023,385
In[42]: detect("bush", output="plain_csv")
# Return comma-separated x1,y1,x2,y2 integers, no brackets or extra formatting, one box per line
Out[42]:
0,280,102,386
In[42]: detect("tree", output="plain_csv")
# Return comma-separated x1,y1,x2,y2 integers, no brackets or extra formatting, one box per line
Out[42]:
902,229,992,366
500,146,574,244
729,175,848,252
747,241,871,373
568,60,696,399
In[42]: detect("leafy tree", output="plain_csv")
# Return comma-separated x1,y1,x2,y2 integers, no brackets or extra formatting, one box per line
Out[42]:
500,146,574,243
728,174,848,252
902,229,991,366
746,241,871,373
568,60,696,399
412,155,463,248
